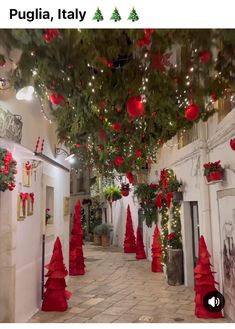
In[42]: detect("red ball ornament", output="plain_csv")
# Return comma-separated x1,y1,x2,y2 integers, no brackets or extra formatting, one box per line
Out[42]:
126,95,145,120
230,138,235,150
43,29,59,43
199,51,212,64
111,123,122,132
185,103,200,121
135,150,142,158
49,93,64,105
114,156,124,167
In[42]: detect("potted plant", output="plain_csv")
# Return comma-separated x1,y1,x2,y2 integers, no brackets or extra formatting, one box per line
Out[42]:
166,232,184,286
203,160,224,183
100,223,113,247
104,185,122,223
93,224,102,245
89,202,102,241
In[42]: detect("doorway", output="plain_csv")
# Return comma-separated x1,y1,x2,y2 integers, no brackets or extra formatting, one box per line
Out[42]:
190,201,200,267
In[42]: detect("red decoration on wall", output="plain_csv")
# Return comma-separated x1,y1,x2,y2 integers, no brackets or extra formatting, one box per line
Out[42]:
35,137,40,153
114,156,124,167
126,172,134,185
194,236,223,319
20,192,29,210
49,93,64,105
41,139,45,153
150,52,172,72
185,103,200,121
41,237,71,312
230,138,235,150
29,192,34,206
166,191,173,209
151,224,163,272
155,192,163,209
198,51,212,64
123,205,136,253
43,29,60,43
69,200,85,276
126,95,145,120
136,225,146,260
111,123,122,132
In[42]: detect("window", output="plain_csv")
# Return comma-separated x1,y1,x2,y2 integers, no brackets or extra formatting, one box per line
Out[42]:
178,124,198,149
77,173,85,193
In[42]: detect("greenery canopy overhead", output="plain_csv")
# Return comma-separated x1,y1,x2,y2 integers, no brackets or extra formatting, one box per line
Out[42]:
1,29,235,176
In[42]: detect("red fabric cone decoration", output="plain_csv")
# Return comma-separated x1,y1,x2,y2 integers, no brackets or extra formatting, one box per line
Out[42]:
136,225,146,260
151,224,163,272
69,200,85,276
230,138,235,150
123,205,136,253
41,237,71,312
185,103,200,121
194,235,223,319
126,95,145,120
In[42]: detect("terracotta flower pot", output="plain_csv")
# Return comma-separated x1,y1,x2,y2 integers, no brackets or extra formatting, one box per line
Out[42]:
206,170,222,182
94,234,101,245
101,235,110,247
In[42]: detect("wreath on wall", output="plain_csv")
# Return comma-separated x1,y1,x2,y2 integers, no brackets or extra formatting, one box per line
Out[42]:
0,147,17,192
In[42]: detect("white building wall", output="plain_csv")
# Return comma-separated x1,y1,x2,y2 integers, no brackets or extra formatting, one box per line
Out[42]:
0,95,70,322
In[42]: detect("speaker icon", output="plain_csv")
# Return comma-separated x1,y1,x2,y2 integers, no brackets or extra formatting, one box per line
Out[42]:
203,291,225,313
208,296,220,307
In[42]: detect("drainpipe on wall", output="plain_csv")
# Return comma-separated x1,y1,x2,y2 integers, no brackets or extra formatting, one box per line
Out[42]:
198,121,213,253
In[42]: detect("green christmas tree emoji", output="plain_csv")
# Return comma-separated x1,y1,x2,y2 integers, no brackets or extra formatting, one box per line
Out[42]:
128,8,139,22
93,7,104,22
110,7,121,22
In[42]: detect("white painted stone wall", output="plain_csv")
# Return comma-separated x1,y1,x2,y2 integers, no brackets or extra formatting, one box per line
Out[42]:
0,96,70,322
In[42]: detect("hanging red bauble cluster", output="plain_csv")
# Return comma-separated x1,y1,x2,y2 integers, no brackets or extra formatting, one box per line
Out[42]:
43,29,60,43
198,51,212,64
114,156,124,167
49,93,64,105
185,103,200,121
111,123,122,132
230,138,235,150
137,29,154,48
126,95,145,120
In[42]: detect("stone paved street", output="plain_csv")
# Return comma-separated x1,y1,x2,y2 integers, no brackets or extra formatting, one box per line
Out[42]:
30,243,230,323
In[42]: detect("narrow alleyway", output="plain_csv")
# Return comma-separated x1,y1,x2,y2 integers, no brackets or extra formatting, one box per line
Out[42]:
30,243,229,323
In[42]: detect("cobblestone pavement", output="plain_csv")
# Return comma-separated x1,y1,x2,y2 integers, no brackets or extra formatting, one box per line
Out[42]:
30,243,230,323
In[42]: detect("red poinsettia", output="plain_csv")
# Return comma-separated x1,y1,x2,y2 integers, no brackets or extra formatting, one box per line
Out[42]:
114,156,124,167
43,29,60,43
167,232,176,241
135,150,142,158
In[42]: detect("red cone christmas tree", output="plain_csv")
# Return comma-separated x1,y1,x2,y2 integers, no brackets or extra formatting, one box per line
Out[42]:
123,205,136,253
41,237,71,312
151,224,163,272
136,225,146,259
194,235,223,318
69,200,85,275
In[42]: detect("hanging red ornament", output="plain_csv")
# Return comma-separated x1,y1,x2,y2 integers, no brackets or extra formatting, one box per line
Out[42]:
155,193,163,209
126,95,145,120
49,93,64,105
211,93,218,103
135,150,142,158
185,103,200,121
111,123,122,132
199,51,212,64
126,172,134,185
114,156,124,167
230,138,235,150
0,54,6,67
75,144,81,148
43,29,59,43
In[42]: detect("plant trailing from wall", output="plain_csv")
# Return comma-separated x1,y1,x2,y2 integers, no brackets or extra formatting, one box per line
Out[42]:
134,183,159,227
0,147,17,192
203,160,224,182
104,185,122,223
1,29,235,176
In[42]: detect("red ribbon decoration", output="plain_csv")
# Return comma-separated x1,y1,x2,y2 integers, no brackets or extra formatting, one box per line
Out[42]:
25,161,32,176
155,192,163,209
166,192,173,209
20,192,29,210
29,192,34,205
